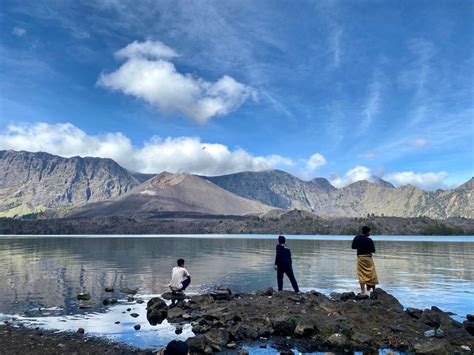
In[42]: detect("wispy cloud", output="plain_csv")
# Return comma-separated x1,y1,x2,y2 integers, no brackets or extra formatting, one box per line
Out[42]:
12,26,26,37
358,151,378,159
360,70,384,132
329,27,343,69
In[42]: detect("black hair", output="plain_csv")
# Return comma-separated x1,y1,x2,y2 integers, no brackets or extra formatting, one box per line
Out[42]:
278,235,286,244
177,258,185,266
362,226,371,235
164,340,188,355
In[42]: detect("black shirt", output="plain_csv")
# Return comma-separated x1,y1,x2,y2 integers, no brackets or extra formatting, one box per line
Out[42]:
275,244,292,269
352,235,375,256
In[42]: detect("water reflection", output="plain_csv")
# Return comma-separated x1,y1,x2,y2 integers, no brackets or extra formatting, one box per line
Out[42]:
0,235,473,319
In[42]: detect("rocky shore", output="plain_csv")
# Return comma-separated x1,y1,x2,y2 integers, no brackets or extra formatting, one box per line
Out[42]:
149,288,473,354
2,288,473,354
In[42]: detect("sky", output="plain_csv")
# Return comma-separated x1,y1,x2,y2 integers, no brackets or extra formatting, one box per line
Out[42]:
0,0,473,189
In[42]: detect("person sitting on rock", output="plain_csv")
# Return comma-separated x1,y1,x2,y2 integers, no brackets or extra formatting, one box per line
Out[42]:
169,258,191,294
352,226,378,298
274,235,300,293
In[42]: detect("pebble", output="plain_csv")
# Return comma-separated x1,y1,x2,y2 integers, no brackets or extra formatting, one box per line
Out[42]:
104,287,114,292
130,313,139,318
134,324,141,331
114,321,120,324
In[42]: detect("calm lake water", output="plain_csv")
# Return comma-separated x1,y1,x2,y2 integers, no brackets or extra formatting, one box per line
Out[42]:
0,234,473,353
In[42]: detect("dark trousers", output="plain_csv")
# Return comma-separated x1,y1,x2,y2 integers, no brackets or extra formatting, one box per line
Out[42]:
181,277,191,290
277,267,299,292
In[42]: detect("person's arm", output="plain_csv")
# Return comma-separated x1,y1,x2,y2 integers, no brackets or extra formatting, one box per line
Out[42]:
183,268,190,278
370,239,375,254
351,237,357,249
289,248,292,264
275,245,280,270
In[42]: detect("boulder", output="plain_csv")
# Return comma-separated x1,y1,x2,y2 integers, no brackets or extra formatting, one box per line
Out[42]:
134,324,141,331
211,288,232,301
161,292,189,301
352,332,372,344
186,335,208,353
463,320,474,336
327,333,348,347
205,328,229,350
373,288,403,312
130,313,139,318
414,339,450,353
294,320,316,337
271,316,297,336
146,297,168,325
340,292,356,301
467,314,474,321
77,328,85,334
406,307,423,319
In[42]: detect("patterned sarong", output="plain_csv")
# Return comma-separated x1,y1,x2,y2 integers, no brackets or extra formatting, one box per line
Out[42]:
357,255,379,286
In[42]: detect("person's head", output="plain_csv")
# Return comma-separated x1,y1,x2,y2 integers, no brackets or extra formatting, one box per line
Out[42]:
361,226,371,236
164,340,188,355
177,258,185,267
278,235,286,244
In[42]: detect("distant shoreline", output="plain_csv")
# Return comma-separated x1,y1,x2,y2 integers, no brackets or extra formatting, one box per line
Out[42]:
1,212,473,236
1,234,473,241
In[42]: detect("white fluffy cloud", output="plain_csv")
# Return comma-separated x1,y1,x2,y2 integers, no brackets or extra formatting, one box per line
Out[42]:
330,166,373,188
0,122,294,175
385,171,448,189
306,153,327,171
97,40,256,123
330,165,449,189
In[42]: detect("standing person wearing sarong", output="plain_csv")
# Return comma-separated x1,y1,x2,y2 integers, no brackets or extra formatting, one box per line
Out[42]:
352,226,378,296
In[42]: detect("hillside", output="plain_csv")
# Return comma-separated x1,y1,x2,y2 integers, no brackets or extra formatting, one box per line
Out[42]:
69,172,274,218
0,150,146,217
205,171,473,219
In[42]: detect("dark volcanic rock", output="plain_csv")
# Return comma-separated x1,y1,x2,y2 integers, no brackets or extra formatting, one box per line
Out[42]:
167,288,474,353
146,297,168,325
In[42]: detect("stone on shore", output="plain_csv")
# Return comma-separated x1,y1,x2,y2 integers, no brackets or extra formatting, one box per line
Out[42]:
146,297,168,325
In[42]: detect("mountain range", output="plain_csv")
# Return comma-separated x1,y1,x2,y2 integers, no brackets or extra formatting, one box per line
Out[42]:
0,150,472,219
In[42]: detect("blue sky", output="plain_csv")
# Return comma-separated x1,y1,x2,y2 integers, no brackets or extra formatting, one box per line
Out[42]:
0,0,473,189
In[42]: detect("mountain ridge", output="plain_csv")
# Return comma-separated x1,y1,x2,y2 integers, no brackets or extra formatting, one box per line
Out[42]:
1,150,472,219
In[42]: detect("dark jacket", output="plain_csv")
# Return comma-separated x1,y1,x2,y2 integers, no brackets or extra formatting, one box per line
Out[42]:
275,244,292,269
352,234,375,256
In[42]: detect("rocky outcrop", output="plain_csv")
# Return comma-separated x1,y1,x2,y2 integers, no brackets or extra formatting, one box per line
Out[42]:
159,288,473,353
0,150,146,217
204,170,474,219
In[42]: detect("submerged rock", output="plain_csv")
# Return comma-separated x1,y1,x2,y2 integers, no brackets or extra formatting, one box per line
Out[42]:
121,287,138,295
76,293,91,301
104,287,114,292
76,328,85,334
102,298,118,305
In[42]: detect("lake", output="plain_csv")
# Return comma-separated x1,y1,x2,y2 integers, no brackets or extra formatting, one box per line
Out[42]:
0,234,473,353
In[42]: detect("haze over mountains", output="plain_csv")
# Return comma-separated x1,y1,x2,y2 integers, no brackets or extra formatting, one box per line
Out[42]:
0,150,472,219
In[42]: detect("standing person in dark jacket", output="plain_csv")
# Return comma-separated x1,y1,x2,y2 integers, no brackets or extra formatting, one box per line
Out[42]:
274,235,300,293
352,226,378,296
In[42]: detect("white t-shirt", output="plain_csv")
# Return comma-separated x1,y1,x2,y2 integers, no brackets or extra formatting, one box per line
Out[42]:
169,266,190,291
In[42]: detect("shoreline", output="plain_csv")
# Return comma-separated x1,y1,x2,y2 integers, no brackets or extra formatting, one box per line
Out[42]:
3,288,472,354
0,324,153,355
